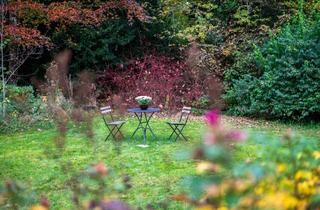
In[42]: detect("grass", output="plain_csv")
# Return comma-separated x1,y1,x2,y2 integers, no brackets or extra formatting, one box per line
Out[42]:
220,115,320,139
0,116,205,209
0,115,319,209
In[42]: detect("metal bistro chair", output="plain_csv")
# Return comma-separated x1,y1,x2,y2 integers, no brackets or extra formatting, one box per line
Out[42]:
100,106,126,141
166,106,192,141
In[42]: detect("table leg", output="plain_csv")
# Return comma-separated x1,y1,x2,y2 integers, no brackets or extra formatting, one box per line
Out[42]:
143,122,147,144
144,112,158,141
130,112,158,144
130,113,143,141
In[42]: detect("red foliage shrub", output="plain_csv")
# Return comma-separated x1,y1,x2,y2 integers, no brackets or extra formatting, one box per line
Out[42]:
96,54,203,109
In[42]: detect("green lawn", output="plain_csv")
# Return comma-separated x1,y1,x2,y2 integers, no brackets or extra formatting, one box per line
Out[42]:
0,115,319,209
0,117,205,209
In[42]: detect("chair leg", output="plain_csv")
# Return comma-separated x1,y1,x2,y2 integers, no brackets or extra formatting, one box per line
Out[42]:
168,127,175,141
173,128,181,141
105,126,117,141
172,125,188,141
168,124,178,141
175,128,188,141
112,124,125,140
179,131,188,141
178,125,188,141
171,125,182,141
105,125,113,141
117,129,124,139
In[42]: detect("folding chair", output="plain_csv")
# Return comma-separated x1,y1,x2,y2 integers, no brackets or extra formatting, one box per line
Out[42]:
166,106,191,141
100,106,126,141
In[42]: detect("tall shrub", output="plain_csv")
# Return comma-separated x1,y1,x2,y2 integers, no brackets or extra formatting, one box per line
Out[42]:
52,19,140,73
224,15,320,120
96,54,203,109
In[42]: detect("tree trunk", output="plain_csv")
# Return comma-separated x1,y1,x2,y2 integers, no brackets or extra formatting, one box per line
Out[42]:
1,0,6,119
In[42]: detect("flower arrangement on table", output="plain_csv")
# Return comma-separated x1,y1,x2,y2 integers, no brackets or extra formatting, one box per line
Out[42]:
135,96,152,110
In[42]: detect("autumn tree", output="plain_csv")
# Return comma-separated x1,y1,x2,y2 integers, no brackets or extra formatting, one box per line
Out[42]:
1,0,146,118
1,0,50,118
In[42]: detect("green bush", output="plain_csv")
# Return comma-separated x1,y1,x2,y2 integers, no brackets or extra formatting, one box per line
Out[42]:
224,15,320,120
0,85,52,133
51,19,140,73
192,95,210,115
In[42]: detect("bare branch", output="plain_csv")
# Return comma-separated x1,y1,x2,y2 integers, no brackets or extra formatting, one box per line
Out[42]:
5,47,37,83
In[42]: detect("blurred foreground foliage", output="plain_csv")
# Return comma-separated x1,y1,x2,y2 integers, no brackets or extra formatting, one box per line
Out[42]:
175,110,320,209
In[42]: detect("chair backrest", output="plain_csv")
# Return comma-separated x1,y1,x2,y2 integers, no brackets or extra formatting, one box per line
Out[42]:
82,105,97,111
100,106,114,122
178,106,192,124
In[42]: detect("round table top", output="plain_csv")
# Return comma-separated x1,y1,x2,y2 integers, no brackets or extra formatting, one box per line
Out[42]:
127,107,160,113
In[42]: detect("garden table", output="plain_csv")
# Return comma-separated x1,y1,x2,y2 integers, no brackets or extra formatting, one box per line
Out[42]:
127,107,160,145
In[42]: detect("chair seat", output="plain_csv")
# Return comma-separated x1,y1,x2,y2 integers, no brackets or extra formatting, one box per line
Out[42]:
107,120,126,125
166,121,186,126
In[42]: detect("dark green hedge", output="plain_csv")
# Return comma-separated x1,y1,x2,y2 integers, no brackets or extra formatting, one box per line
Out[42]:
224,15,320,120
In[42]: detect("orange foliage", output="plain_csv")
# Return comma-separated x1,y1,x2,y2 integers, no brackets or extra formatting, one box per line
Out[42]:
47,2,106,25
4,25,51,47
3,0,146,47
99,0,147,22
7,1,146,25
6,1,45,13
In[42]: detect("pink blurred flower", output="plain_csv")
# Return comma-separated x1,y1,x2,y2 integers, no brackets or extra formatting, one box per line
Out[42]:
94,162,108,176
225,130,247,142
98,200,131,210
204,109,220,126
40,196,50,208
204,132,217,145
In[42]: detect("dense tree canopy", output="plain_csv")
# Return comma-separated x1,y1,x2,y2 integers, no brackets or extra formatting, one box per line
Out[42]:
4,0,146,47
1,0,319,119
